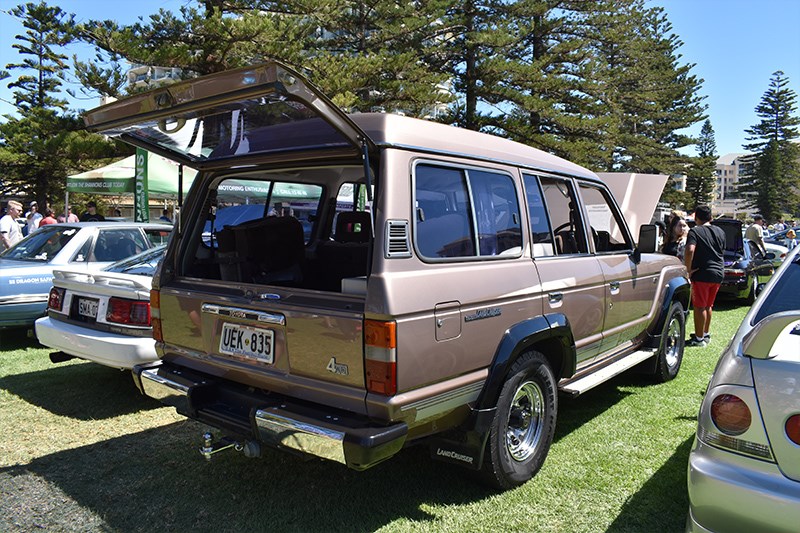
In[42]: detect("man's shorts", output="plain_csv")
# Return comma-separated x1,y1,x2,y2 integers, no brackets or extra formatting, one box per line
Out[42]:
692,281,721,308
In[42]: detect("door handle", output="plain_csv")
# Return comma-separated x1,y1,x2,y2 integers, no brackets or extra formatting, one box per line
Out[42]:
609,281,620,290
548,292,563,304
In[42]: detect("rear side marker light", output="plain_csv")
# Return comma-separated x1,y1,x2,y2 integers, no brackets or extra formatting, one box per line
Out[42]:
150,289,163,342
364,320,397,396
47,287,65,311
786,415,800,445
710,394,751,436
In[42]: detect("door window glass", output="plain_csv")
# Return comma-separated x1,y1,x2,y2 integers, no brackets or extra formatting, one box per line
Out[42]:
578,184,633,253
523,174,555,257
539,177,588,254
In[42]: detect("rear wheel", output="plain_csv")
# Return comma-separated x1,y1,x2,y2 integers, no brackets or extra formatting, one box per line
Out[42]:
481,351,557,490
653,301,685,382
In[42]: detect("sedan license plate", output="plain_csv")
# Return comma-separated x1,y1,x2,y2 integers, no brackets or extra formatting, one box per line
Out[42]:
219,323,274,364
77,298,99,318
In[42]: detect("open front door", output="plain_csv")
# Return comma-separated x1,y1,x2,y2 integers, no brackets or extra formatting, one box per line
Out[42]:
83,62,376,170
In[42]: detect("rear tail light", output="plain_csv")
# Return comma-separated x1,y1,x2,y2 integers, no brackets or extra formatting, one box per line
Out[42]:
47,287,65,311
786,415,800,445
150,289,162,342
364,319,397,395
106,297,151,326
711,394,751,435
698,390,773,461
725,269,746,278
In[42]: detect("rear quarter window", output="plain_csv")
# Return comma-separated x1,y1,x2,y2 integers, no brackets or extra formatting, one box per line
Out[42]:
414,163,522,260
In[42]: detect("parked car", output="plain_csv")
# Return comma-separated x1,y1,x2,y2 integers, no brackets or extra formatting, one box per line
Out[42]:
0,222,171,328
687,245,800,532
35,244,166,369
764,241,789,268
765,225,800,248
85,62,690,489
712,219,777,304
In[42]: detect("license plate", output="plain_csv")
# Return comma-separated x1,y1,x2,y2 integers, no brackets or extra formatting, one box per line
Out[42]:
219,323,274,364
78,298,99,318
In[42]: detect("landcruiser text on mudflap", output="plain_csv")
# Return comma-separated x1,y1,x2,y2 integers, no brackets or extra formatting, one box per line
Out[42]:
84,62,690,489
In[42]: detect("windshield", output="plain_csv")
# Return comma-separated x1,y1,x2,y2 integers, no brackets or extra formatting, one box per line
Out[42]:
752,254,800,324
0,226,79,262
105,244,166,276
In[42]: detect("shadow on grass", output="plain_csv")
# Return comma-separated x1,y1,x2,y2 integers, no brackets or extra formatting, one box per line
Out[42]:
0,361,161,420
605,435,694,533
0,421,494,532
0,327,39,350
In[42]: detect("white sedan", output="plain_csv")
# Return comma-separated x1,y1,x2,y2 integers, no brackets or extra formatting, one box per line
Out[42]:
35,245,165,370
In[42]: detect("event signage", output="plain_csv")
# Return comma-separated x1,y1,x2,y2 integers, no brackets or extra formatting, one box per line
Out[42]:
134,147,150,222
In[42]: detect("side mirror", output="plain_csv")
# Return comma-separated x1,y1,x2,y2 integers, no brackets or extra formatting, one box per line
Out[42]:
637,224,658,253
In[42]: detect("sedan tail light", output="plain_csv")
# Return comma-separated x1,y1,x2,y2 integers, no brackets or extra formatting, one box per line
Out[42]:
106,297,151,326
47,287,65,311
786,415,800,445
698,387,773,461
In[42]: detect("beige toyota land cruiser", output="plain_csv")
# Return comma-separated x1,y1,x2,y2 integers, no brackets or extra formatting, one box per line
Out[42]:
85,62,690,489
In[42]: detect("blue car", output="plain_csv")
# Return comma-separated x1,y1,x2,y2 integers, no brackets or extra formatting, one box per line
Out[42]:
0,222,171,328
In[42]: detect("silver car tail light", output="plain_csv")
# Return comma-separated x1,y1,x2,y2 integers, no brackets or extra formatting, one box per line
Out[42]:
698,385,774,461
47,287,65,312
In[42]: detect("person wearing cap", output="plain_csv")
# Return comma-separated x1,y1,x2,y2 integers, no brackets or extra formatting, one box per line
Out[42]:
0,200,23,250
745,214,767,255
80,201,105,222
25,201,43,235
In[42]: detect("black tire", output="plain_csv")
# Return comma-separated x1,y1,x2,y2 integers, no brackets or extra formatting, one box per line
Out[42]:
481,351,557,490
653,301,685,382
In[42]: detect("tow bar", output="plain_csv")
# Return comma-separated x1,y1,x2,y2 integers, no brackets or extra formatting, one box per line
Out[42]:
199,432,262,461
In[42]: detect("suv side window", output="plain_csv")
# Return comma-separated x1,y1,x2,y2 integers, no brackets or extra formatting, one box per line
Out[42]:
414,164,522,259
523,174,555,257
578,183,634,253
539,176,589,255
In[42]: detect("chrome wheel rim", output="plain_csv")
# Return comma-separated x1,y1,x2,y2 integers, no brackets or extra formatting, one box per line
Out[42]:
505,380,544,462
664,317,682,368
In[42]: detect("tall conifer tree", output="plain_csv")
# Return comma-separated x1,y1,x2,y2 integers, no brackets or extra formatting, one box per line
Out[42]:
685,120,717,208
738,71,800,221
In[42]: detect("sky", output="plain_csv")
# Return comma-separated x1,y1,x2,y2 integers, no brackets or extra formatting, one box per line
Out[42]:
1,0,799,159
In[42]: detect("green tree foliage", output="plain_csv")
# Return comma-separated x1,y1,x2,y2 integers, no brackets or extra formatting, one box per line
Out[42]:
738,71,800,221
684,119,717,208
0,2,118,205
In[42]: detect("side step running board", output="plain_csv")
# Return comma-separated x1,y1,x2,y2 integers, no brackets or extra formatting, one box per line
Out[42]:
559,348,658,397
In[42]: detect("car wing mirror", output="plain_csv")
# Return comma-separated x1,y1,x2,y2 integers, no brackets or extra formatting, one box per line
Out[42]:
741,311,800,360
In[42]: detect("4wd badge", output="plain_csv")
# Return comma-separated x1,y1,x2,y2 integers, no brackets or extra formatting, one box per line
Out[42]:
326,357,349,376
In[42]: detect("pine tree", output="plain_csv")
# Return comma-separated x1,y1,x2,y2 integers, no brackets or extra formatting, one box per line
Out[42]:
0,2,117,205
684,119,717,208
738,71,800,221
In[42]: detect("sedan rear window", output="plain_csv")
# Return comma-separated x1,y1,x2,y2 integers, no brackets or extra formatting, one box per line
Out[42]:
752,255,800,324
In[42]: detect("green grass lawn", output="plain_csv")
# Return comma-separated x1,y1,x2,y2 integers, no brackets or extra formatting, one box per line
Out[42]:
0,304,747,532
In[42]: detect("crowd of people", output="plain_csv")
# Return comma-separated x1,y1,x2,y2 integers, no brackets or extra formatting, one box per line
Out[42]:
655,207,798,348
0,199,176,252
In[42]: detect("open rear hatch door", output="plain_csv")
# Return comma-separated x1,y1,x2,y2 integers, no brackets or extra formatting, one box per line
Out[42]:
83,61,376,170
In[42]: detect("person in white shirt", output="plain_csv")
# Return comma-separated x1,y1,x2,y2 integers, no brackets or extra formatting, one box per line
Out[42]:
25,201,43,235
0,200,24,250
744,214,767,254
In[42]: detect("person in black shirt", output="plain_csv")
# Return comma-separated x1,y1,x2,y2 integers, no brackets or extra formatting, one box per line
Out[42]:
80,201,105,222
683,205,726,347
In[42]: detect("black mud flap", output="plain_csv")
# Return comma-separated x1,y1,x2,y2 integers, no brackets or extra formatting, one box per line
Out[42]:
429,407,495,470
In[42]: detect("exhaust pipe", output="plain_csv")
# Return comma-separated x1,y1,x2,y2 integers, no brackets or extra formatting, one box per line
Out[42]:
49,351,75,364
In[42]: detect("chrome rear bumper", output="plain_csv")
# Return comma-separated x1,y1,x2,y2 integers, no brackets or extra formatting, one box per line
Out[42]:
133,361,407,470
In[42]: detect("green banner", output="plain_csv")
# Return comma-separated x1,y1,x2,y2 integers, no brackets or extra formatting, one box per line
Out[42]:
134,147,150,222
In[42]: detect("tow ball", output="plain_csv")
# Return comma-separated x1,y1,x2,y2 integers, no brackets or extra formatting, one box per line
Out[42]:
199,432,262,461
